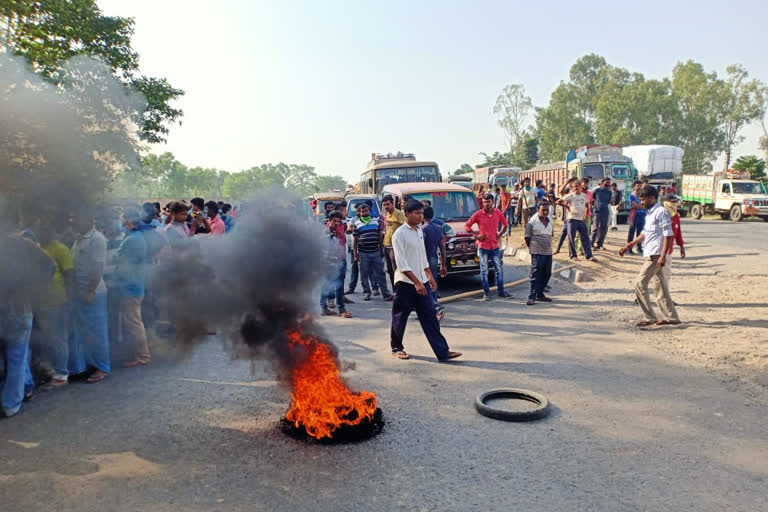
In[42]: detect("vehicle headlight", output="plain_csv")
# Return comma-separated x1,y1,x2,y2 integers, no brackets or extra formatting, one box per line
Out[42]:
447,243,455,250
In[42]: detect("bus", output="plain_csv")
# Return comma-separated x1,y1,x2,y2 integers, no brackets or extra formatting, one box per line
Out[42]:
360,152,441,195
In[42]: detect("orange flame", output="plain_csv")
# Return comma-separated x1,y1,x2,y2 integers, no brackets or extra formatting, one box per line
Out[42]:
285,330,377,439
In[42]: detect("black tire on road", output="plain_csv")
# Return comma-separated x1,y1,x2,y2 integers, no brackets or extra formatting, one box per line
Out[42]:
730,204,743,222
762,216,768,222
690,203,703,219
474,388,551,422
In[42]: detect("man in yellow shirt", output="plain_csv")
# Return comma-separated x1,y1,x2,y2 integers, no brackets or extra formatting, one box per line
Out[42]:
36,223,74,386
381,194,406,286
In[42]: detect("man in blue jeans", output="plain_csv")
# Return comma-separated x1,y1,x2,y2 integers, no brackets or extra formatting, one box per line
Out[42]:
525,202,554,305
465,193,510,301
1,234,55,418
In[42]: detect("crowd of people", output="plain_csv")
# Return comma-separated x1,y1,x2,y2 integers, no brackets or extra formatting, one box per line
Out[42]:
0,198,236,418
3,177,687,418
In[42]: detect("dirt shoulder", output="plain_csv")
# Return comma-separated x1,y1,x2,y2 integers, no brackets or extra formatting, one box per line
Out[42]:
505,219,768,396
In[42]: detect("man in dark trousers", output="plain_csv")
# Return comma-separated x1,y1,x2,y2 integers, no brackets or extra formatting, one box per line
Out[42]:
524,202,554,306
591,178,613,250
390,200,462,362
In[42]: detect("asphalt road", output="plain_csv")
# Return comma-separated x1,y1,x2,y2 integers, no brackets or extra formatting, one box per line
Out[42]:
2,228,767,511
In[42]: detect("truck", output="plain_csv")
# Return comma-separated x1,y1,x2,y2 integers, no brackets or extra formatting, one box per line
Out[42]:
519,145,636,223
473,165,521,193
447,174,473,189
360,152,441,195
621,145,683,188
681,171,768,221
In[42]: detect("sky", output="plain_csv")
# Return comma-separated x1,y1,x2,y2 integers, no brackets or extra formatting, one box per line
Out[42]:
99,0,768,183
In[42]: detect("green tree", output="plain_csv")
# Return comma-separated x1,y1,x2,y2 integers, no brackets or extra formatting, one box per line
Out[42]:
720,65,764,170
453,163,474,175
493,84,533,152
284,164,318,197
477,151,515,168
731,155,766,180
1,0,183,143
669,60,726,173
313,175,347,193
536,83,594,162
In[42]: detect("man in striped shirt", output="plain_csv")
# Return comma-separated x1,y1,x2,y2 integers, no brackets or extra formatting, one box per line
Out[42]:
353,201,392,302
524,202,554,306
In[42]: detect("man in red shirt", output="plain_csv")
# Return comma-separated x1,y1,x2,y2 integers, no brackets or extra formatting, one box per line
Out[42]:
476,185,485,209
465,193,510,301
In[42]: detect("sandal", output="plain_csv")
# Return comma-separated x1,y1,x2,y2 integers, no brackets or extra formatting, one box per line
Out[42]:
321,309,336,316
124,358,150,368
438,351,463,362
51,378,68,387
87,370,108,383
635,320,655,327
338,311,352,318
655,319,681,326
393,350,410,360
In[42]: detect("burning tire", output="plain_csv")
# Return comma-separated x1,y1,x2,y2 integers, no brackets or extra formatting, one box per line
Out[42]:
474,388,551,422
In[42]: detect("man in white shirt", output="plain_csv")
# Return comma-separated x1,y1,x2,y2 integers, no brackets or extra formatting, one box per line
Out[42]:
390,199,462,362
556,180,596,262
619,186,680,326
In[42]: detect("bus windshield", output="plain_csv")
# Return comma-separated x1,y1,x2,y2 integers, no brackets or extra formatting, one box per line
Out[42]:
375,166,439,191
407,191,478,221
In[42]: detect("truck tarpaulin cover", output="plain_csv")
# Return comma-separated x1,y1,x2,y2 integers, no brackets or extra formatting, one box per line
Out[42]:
622,145,683,179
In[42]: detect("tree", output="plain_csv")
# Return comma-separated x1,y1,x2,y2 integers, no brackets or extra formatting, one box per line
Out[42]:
731,155,766,180
477,151,515,168
453,163,474,175
518,137,539,168
313,175,347,193
493,84,533,152
758,85,768,164
284,164,318,197
536,83,594,162
720,65,763,170
1,0,183,143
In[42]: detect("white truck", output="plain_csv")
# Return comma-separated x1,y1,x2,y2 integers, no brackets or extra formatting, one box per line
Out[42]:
681,171,768,221
621,145,683,187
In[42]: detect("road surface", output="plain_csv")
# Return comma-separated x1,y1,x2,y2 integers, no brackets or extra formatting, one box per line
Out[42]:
1,220,766,511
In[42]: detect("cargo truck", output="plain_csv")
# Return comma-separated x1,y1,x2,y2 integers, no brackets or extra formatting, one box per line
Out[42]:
519,145,635,223
621,145,683,188
472,166,521,193
681,171,768,221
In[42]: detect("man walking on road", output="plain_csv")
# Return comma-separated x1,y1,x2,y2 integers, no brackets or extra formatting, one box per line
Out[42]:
525,202,554,306
390,199,461,362
627,181,646,254
591,178,613,250
381,195,405,286
609,183,622,230
465,193,511,301
619,186,680,327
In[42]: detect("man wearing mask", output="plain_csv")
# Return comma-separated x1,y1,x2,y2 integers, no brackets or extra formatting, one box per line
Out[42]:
116,208,150,368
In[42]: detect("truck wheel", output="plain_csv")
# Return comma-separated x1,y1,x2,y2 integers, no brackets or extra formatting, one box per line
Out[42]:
729,205,743,222
720,212,729,220
678,209,688,218
762,216,768,222
690,204,703,220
